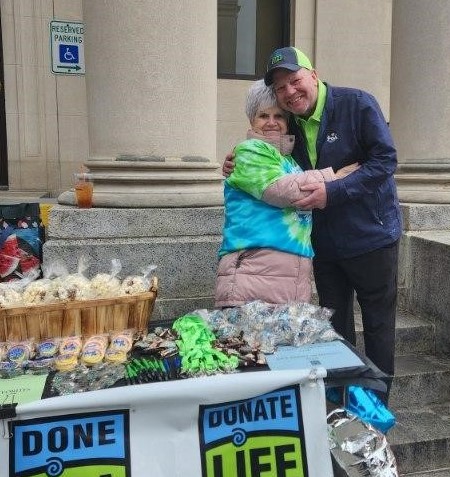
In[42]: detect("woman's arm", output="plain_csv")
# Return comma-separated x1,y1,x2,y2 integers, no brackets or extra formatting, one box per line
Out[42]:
262,168,335,208
229,139,358,208
263,162,360,208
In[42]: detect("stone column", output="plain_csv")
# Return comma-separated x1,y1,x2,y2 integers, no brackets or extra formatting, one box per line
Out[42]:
48,1,224,320
59,0,223,207
390,0,450,204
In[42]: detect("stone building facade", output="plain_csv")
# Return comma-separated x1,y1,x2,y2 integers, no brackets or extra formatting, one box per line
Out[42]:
0,0,448,203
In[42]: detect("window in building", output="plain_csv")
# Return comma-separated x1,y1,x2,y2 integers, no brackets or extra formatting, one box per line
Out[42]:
218,0,290,79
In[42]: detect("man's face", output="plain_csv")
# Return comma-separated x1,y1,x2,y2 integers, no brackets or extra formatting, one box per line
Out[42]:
272,68,319,117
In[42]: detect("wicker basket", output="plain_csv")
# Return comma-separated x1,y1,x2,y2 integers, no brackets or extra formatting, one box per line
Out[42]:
0,277,158,342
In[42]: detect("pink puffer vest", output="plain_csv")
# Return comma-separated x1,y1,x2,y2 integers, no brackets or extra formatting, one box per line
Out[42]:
214,248,312,307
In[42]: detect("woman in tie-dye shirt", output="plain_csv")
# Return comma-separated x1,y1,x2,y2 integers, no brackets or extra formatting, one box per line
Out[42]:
215,80,358,307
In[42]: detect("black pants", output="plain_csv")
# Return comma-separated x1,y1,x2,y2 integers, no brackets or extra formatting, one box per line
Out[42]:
313,241,399,380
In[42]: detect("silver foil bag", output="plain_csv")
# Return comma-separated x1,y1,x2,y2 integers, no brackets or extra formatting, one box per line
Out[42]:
328,409,399,476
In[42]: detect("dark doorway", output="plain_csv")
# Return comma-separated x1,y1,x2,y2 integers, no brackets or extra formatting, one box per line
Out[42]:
217,0,290,79
0,11,8,188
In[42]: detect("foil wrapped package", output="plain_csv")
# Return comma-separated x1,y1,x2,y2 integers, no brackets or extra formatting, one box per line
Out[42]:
328,409,399,477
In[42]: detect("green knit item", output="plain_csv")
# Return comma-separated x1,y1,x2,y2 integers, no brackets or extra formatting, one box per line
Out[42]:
172,314,238,374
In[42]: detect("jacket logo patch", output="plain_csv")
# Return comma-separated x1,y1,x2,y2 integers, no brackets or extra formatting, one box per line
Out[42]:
326,132,339,143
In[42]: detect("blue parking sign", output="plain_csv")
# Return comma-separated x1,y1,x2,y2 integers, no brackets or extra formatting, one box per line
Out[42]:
51,21,85,74
59,44,79,63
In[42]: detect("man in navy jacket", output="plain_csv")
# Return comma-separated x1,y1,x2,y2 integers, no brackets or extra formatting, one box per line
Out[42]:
264,47,402,398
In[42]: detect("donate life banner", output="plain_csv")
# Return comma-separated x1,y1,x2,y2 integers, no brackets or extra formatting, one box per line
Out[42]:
199,386,308,476
1,369,332,477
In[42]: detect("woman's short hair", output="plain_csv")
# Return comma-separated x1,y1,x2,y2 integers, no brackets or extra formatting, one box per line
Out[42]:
245,79,284,122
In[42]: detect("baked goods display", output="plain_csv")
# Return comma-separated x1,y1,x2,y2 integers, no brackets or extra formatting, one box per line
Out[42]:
0,260,156,306
0,259,158,343
0,256,160,394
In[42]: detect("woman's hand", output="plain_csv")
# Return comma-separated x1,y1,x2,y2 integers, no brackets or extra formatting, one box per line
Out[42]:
222,152,235,177
335,162,360,179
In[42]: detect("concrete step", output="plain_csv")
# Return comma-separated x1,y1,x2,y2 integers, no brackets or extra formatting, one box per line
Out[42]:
393,311,436,356
389,354,450,408
352,307,449,475
355,310,435,356
389,401,450,475
401,469,450,477
0,191,55,203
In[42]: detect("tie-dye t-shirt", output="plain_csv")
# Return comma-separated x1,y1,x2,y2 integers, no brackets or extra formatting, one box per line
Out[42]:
219,138,313,258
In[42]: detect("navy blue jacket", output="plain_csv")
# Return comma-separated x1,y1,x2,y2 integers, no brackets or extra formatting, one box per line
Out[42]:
288,84,402,259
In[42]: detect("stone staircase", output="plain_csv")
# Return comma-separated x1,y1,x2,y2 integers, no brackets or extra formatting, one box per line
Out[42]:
355,307,450,476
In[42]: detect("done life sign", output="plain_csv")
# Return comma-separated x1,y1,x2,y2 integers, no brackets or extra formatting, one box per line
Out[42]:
50,20,85,74
9,409,130,477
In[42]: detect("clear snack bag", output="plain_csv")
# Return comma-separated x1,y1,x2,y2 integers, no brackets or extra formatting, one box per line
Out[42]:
53,255,93,301
90,259,122,298
120,264,157,295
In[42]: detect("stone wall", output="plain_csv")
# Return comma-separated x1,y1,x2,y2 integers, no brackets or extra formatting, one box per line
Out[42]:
44,205,224,322
400,204,450,355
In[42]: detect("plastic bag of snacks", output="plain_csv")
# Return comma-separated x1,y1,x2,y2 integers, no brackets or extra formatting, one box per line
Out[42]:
120,264,157,295
205,300,338,354
22,259,73,305
90,259,122,298
0,269,39,307
51,256,94,301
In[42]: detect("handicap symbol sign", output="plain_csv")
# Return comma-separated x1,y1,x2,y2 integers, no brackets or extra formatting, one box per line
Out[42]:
59,44,79,64
51,21,85,74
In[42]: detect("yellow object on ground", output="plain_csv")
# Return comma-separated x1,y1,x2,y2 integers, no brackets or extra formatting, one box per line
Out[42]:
39,203,53,227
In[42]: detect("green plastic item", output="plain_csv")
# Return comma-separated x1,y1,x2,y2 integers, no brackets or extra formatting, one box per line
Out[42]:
172,314,238,374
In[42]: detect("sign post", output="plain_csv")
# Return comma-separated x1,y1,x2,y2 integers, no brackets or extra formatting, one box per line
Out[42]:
50,21,85,75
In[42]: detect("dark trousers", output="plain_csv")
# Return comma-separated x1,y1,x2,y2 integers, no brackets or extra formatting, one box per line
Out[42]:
313,241,399,381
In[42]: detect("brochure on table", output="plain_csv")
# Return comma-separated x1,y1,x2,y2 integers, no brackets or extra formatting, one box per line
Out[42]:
266,340,365,371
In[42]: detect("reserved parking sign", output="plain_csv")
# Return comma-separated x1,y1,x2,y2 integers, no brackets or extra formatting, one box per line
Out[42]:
50,21,85,75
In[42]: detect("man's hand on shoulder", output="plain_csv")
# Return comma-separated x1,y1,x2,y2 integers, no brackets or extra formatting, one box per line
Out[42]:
222,152,235,177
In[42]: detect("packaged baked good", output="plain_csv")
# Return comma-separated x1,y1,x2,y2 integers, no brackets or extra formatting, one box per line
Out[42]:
0,282,22,307
104,348,128,364
109,329,135,353
0,360,24,377
90,259,122,298
0,269,40,307
119,265,156,295
22,279,53,305
85,334,108,348
40,260,70,303
27,357,55,374
36,338,60,359
80,334,109,366
6,340,35,365
52,256,94,301
81,345,105,366
54,353,78,372
59,336,82,356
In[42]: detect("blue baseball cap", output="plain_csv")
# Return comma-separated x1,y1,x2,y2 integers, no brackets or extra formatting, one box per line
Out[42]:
264,47,313,86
